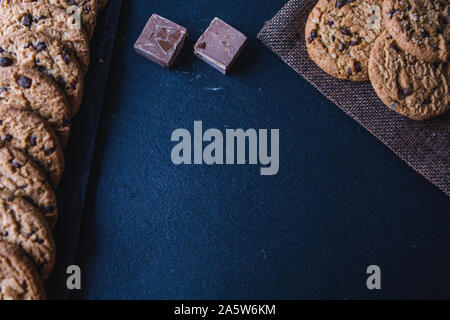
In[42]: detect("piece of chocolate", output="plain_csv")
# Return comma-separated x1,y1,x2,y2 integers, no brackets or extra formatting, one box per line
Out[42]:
194,18,247,74
134,14,188,68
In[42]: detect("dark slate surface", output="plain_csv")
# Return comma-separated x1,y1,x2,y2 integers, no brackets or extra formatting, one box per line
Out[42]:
71,0,449,299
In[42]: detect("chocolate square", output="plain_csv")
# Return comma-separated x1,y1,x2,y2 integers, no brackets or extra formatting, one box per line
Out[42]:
194,18,247,74
134,14,188,68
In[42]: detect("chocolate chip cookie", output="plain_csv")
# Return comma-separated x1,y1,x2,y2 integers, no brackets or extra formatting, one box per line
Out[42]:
306,0,384,81
0,30,84,114
0,66,71,146
369,32,449,120
0,193,55,281
0,241,46,300
383,0,449,63
0,146,58,229
1,0,98,40
0,106,64,187
0,2,90,72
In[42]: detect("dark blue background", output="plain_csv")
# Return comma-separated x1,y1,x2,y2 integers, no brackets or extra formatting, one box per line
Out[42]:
73,0,450,299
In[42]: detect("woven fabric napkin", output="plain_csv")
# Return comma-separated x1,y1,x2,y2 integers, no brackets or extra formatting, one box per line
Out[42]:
257,0,449,196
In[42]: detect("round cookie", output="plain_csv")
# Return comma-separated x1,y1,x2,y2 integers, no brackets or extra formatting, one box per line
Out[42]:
0,66,71,147
0,106,65,187
1,0,98,40
0,146,58,229
382,0,449,63
305,0,384,81
0,2,90,72
0,30,84,114
0,241,46,300
0,193,56,281
369,32,449,120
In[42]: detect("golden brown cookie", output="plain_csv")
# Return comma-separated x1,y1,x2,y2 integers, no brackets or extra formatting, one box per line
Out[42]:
0,30,84,114
0,106,65,187
382,0,449,63
0,241,46,300
1,0,98,40
306,0,384,81
0,146,58,229
369,32,449,120
0,66,71,146
0,2,90,72
0,193,55,281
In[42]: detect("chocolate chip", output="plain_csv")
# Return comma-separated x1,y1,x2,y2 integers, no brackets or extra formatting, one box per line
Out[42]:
348,68,352,75
389,44,399,52
338,42,346,52
23,196,34,205
11,160,22,169
346,0,355,2
61,48,71,64
326,20,334,26
354,61,362,72
388,9,397,19
56,77,66,90
420,28,429,38
44,146,56,155
43,206,55,213
331,35,336,42
309,30,317,43
339,28,351,36
336,0,345,9
27,135,37,146
0,87,7,94
403,88,412,96
17,75,32,89
0,57,13,67
3,134,12,143
35,238,44,244
349,39,361,46
21,14,33,27
404,22,411,31
35,63,46,73
34,41,47,52
386,35,393,40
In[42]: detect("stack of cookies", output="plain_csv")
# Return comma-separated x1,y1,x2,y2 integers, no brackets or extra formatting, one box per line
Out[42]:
306,0,449,120
0,0,108,300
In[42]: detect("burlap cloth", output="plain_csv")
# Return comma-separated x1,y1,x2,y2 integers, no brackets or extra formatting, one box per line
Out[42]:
257,0,449,196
